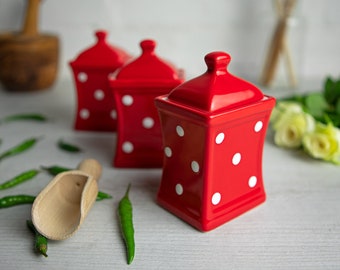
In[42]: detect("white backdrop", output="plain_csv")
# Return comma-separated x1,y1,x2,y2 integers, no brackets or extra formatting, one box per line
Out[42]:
0,0,339,85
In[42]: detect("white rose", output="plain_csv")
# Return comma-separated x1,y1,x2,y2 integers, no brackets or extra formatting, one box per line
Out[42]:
272,110,315,148
302,122,340,164
270,101,304,124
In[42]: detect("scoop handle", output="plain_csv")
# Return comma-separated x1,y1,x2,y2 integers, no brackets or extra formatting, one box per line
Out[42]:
77,159,102,181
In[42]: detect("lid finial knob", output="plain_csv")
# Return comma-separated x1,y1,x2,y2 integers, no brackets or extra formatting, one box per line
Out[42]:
140,39,157,54
95,30,107,43
205,52,231,73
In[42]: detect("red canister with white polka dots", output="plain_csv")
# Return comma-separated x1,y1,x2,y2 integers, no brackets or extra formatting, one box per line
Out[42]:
155,51,276,231
110,39,184,168
69,30,131,131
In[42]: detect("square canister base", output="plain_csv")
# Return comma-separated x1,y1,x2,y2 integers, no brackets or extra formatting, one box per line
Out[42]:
157,189,266,231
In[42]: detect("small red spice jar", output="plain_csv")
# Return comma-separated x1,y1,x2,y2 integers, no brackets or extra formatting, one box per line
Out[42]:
69,30,131,131
155,52,276,231
110,39,184,168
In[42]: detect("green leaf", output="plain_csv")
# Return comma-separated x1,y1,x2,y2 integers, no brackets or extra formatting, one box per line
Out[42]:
279,94,306,104
327,112,340,127
336,99,340,115
324,77,335,105
324,77,340,106
304,92,329,119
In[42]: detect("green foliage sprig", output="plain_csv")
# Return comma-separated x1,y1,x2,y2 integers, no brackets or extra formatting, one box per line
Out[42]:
281,76,340,127
270,76,340,165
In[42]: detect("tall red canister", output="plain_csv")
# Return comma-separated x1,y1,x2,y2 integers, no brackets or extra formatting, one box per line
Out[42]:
155,52,275,231
69,30,130,131
110,39,184,168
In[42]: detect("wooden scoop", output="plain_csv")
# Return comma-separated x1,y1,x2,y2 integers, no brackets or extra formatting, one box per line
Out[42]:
31,159,102,240
0,0,59,91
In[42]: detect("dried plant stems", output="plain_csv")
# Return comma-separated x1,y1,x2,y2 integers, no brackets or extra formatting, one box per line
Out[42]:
260,0,297,87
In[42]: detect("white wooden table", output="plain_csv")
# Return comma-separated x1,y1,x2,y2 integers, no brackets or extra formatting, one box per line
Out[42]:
0,78,339,269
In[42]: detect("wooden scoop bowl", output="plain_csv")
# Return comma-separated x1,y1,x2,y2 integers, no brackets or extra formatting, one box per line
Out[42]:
0,0,59,91
31,159,102,240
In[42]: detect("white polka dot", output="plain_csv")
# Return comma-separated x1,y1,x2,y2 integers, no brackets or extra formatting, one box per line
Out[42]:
232,153,241,165
164,147,172,157
176,125,184,137
110,110,117,119
191,161,200,173
77,72,87,82
142,117,154,129
175,184,183,195
254,121,263,132
108,72,115,80
122,141,134,153
122,95,133,106
248,176,257,188
212,192,221,205
79,109,90,119
94,89,105,100
215,133,225,144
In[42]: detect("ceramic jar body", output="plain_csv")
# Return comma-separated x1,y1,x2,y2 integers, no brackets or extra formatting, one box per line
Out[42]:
110,39,184,168
156,51,275,231
70,30,130,132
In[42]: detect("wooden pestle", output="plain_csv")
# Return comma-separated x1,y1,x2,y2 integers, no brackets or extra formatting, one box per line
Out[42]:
22,0,40,37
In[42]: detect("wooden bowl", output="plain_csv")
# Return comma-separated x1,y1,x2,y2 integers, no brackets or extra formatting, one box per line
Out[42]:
0,32,59,92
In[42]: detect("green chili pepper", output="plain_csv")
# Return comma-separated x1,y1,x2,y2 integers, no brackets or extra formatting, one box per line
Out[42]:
96,191,113,201
26,220,48,257
0,137,40,162
0,191,110,209
0,169,40,190
57,139,82,153
1,113,47,124
118,183,135,264
0,194,35,208
40,165,71,176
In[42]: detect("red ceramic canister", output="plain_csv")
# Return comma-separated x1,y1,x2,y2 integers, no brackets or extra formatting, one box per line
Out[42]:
110,39,184,168
155,52,275,231
70,30,130,131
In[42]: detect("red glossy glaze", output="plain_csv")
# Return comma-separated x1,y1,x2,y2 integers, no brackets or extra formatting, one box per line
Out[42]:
155,52,275,231
110,39,184,168
69,30,131,131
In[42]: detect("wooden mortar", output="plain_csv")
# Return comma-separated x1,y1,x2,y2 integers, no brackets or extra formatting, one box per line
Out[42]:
0,0,59,92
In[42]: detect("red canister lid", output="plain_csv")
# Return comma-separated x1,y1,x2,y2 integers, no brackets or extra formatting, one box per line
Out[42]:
115,39,183,81
70,30,130,69
167,52,264,112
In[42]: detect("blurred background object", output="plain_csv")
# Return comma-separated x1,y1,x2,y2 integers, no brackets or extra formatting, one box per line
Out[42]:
0,0,59,92
0,0,339,90
260,0,299,88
